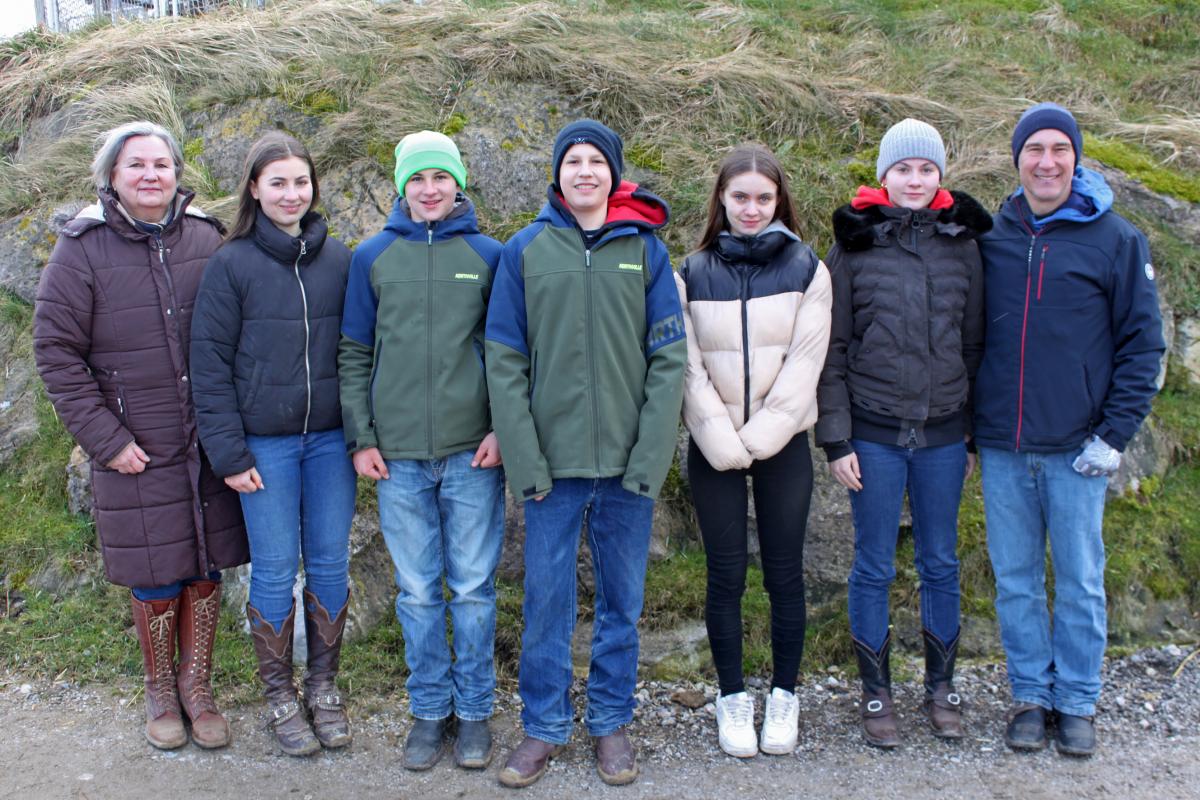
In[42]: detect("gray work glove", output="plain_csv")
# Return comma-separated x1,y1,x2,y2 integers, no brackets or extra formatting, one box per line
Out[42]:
1072,435,1121,477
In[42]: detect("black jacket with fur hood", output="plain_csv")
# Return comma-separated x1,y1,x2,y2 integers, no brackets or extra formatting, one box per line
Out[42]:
815,190,992,460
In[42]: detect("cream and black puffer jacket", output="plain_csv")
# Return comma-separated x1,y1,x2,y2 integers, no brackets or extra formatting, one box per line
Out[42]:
675,222,832,470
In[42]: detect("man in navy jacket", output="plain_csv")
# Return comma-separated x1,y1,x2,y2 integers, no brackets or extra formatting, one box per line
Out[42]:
974,103,1165,757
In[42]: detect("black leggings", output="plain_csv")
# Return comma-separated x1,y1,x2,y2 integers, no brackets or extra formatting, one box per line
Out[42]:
688,433,812,695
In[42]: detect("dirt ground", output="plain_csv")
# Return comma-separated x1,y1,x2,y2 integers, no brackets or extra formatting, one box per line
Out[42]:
3,646,1198,800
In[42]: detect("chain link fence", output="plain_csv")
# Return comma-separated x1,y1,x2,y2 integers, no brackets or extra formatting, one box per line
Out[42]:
34,0,265,33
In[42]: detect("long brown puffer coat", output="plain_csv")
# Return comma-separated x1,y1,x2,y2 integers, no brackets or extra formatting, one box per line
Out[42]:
33,188,248,588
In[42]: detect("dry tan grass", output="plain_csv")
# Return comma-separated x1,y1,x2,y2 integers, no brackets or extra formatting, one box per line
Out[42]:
0,0,1196,225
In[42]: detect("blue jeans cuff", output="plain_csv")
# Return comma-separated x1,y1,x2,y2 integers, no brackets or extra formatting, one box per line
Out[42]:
410,705,452,721
521,722,571,746
1054,702,1096,717
585,718,632,738
455,710,493,723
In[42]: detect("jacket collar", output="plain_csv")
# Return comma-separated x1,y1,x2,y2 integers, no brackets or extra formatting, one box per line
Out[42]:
251,208,327,265
1003,165,1112,231
833,190,993,252
383,193,481,242
713,220,799,265
68,186,219,240
539,180,670,238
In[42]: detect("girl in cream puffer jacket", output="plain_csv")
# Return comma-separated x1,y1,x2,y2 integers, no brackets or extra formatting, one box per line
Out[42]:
676,144,832,758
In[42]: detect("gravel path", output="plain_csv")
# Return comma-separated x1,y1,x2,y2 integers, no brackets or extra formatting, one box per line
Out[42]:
2,645,1198,799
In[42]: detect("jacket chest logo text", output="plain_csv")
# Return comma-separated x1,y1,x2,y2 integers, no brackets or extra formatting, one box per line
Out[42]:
454,273,480,280
617,263,642,272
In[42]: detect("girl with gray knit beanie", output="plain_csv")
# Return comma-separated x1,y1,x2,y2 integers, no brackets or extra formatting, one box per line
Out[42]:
814,118,993,748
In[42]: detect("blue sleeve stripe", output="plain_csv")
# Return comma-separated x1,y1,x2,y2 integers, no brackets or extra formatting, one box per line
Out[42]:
642,235,685,355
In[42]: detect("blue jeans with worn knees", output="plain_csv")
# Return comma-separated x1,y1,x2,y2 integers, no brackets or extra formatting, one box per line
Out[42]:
519,477,654,744
239,428,356,631
132,571,222,601
847,439,966,653
377,450,504,722
980,446,1108,717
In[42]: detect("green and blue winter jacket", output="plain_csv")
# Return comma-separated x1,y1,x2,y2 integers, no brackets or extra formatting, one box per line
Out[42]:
339,196,502,459
485,181,687,500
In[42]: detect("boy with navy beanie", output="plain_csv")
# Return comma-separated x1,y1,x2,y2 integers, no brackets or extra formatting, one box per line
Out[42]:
974,102,1164,757
486,119,686,787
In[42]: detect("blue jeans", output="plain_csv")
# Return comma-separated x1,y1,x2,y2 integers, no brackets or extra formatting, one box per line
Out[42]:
377,450,504,721
847,439,966,652
240,428,356,628
980,446,1108,717
519,477,654,744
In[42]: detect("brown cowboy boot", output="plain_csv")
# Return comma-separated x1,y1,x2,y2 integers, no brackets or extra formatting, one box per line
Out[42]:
922,629,964,739
130,593,187,750
302,589,352,749
853,633,900,748
177,580,231,748
247,602,320,757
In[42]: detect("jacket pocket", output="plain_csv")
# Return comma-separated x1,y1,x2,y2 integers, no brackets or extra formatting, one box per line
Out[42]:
93,366,129,423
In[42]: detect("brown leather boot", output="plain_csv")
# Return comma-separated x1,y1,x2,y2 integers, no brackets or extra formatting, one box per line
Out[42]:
130,593,187,750
594,728,639,785
923,629,964,739
247,602,320,757
302,589,352,749
497,736,564,788
853,633,900,749
177,580,231,748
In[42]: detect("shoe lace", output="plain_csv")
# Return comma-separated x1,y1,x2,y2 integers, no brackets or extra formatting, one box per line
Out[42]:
724,694,753,726
766,691,796,724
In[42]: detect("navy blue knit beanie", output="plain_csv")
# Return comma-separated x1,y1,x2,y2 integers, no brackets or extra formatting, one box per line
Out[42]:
1011,102,1082,168
552,119,624,195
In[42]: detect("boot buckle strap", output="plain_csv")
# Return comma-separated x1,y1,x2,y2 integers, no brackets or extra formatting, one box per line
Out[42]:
866,699,884,713
270,700,303,725
310,692,342,709
946,692,962,706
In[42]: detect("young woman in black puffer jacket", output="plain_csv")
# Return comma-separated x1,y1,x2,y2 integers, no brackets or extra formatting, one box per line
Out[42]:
190,132,353,757
815,118,991,748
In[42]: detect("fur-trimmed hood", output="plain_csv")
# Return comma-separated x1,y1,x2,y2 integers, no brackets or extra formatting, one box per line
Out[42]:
832,190,992,252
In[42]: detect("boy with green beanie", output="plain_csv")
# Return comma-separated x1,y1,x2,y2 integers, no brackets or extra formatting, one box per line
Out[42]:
339,130,504,771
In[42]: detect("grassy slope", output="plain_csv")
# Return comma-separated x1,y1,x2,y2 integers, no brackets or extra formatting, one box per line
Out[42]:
2,1,1199,689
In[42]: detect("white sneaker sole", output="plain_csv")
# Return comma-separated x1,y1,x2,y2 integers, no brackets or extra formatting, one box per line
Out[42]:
718,734,758,758
759,736,797,755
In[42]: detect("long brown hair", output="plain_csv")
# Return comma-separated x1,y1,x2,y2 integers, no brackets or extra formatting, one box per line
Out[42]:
226,132,320,241
695,144,799,252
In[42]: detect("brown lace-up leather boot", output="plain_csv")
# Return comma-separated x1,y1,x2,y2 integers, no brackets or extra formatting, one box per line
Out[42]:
177,580,231,748
302,589,352,748
130,593,187,750
922,629,964,739
247,602,319,756
853,633,900,748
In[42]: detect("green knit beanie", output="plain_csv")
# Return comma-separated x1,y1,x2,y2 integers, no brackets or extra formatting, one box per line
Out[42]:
393,131,468,193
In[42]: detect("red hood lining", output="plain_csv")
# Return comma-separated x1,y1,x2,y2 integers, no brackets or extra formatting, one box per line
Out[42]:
850,185,954,212
554,180,667,227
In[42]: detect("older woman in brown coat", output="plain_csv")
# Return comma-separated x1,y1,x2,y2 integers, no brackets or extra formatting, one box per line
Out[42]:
33,121,248,751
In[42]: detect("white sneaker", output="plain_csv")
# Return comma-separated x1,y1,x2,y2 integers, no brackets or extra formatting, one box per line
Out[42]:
759,686,799,755
715,691,757,758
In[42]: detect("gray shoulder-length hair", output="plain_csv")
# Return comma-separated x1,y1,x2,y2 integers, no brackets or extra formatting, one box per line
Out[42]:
91,121,185,192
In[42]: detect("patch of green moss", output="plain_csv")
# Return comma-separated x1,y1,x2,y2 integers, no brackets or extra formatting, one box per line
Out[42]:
626,142,665,173
299,89,343,116
182,137,205,163
1084,134,1200,204
366,138,396,173
440,113,468,137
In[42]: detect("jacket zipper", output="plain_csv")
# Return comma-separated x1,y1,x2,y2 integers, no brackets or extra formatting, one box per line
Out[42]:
585,245,601,474
740,266,751,426
293,240,312,434
1014,233,1038,450
154,234,187,385
427,225,436,454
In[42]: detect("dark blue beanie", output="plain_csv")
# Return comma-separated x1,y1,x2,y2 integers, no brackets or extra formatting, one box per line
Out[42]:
552,119,624,196
1011,102,1082,168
